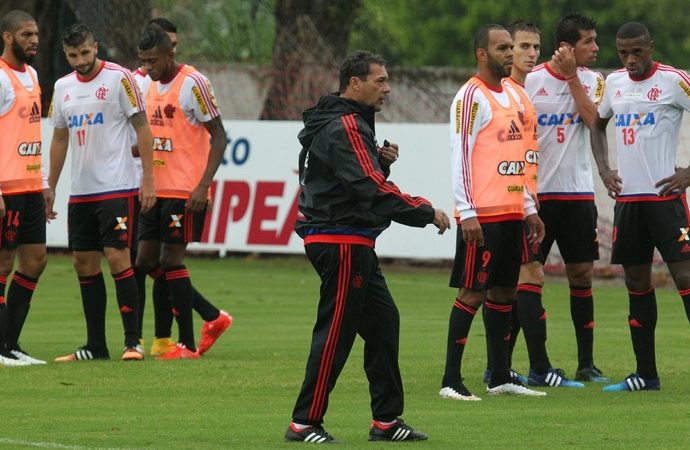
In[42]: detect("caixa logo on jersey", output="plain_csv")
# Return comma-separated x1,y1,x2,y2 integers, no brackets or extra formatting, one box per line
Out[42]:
614,112,656,127
17,141,41,156
497,160,525,175
537,112,582,126
525,149,539,165
67,112,104,128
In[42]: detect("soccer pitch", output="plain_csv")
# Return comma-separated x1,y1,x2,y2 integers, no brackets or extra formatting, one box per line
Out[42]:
1,254,689,449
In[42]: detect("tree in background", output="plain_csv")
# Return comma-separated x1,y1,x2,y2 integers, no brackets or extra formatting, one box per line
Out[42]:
259,0,363,119
1,0,152,114
350,0,690,70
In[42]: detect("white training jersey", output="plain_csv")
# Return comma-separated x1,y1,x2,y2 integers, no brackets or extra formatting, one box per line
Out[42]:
49,61,144,198
598,63,690,199
450,78,536,221
525,63,605,199
0,62,37,114
139,64,220,125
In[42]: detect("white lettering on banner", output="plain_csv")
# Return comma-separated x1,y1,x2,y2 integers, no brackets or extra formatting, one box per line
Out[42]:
39,118,670,259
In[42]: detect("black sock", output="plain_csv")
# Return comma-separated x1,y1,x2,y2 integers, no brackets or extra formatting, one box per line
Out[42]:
482,302,491,372
484,300,512,387
112,268,140,347
134,266,147,340
165,266,195,351
192,287,220,321
149,266,173,339
78,273,107,351
0,275,7,348
679,288,690,323
517,284,550,374
507,297,520,369
6,272,39,347
628,287,658,380
442,298,476,387
570,285,594,368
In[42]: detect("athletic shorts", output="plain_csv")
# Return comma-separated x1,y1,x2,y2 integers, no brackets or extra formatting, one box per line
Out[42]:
68,196,136,251
449,220,523,290
0,192,46,250
538,199,599,264
138,198,207,243
611,198,690,265
521,220,543,264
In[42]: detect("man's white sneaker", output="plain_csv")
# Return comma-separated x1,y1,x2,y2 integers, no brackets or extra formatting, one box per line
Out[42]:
439,385,481,401
487,382,547,396
0,353,31,367
10,347,47,365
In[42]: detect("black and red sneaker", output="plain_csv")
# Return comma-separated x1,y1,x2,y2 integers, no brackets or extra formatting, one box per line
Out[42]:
285,423,339,444
368,418,428,442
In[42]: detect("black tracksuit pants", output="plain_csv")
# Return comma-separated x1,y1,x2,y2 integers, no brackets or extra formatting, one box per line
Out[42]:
291,242,404,425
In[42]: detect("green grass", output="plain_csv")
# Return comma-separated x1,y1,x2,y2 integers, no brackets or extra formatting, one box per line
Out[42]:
2,254,690,449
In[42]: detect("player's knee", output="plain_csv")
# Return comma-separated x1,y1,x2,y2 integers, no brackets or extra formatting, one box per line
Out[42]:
566,264,593,286
519,261,544,285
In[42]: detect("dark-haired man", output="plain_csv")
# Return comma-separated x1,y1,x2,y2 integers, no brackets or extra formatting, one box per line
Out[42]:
136,24,231,360
130,17,178,357
0,10,46,366
482,20,584,389
285,50,449,443
47,23,155,362
441,24,545,401
591,21,690,392
524,13,608,382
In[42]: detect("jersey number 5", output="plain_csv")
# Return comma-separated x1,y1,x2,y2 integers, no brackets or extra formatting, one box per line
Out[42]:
556,127,565,143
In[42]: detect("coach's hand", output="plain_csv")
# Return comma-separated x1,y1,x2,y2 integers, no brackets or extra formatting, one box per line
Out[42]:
432,208,451,235
526,213,545,245
379,141,399,169
600,169,622,199
139,179,156,213
461,216,484,246
187,185,208,213
656,167,690,197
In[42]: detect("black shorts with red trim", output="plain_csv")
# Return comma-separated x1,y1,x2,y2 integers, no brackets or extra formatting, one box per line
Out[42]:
521,220,543,264
611,196,690,265
0,192,46,250
68,195,136,251
538,199,599,264
449,220,523,290
138,198,207,243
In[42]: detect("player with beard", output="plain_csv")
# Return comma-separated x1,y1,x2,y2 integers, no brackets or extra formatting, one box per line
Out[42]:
440,24,546,401
0,10,47,366
47,23,156,362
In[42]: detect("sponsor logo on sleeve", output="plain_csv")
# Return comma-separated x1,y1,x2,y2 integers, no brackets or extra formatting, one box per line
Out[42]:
121,77,138,108
594,77,604,101
468,101,479,135
191,85,209,115
679,80,690,99
455,100,462,133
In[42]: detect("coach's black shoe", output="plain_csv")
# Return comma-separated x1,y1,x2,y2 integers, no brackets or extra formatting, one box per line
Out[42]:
368,418,428,442
285,423,339,444
575,364,610,383
54,346,110,362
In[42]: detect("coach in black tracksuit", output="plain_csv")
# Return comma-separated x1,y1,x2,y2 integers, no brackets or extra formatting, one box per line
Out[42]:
285,51,450,444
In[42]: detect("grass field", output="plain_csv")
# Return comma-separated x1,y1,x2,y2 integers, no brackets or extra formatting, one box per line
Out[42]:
1,253,690,449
